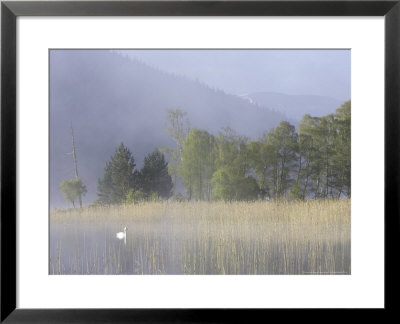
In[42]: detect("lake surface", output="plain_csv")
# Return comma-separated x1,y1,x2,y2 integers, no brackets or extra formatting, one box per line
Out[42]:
50,201,351,275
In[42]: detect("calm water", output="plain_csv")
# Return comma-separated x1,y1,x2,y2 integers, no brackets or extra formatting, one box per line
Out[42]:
49,220,351,275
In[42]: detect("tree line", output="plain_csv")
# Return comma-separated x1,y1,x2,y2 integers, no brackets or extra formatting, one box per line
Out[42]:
164,101,350,201
60,101,350,207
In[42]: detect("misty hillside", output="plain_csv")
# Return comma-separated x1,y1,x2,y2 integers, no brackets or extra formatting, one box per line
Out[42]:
239,92,346,121
50,50,291,207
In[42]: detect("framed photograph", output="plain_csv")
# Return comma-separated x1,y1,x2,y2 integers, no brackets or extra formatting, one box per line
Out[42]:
1,0,399,322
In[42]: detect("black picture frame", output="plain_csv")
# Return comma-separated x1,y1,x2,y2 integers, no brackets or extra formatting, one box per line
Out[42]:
1,0,399,322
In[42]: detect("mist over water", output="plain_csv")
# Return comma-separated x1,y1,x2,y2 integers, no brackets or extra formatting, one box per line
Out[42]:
50,201,351,275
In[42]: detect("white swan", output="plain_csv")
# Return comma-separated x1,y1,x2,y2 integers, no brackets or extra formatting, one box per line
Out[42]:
116,227,127,240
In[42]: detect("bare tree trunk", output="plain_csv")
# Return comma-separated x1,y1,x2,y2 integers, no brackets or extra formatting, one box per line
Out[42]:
315,177,320,199
71,122,82,208
302,157,311,199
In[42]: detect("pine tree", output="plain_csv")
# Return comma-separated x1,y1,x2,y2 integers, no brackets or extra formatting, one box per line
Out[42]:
140,149,173,199
97,142,137,204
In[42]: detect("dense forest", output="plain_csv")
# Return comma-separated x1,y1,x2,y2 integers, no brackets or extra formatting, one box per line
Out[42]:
60,100,350,207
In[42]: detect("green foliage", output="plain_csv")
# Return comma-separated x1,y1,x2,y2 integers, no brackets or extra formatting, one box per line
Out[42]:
97,142,138,204
248,139,273,199
211,128,259,201
91,199,102,207
296,101,351,199
212,168,259,201
332,101,351,197
161,109,190,194
125,189,159,204
211,169,234,201
171,193,187,202
60,178,87,208
125,189,148,204
237,176,260,201
266,122,298,198
180,129,217,200
139,149,173,199
289,183,302,200
149,192,159,202
161,101,351,202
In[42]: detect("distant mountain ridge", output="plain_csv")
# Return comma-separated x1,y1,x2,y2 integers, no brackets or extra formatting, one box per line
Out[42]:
50,50,292,207
239,92,347,121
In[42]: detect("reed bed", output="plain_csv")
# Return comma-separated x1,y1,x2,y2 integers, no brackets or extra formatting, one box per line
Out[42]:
50,199,350,275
